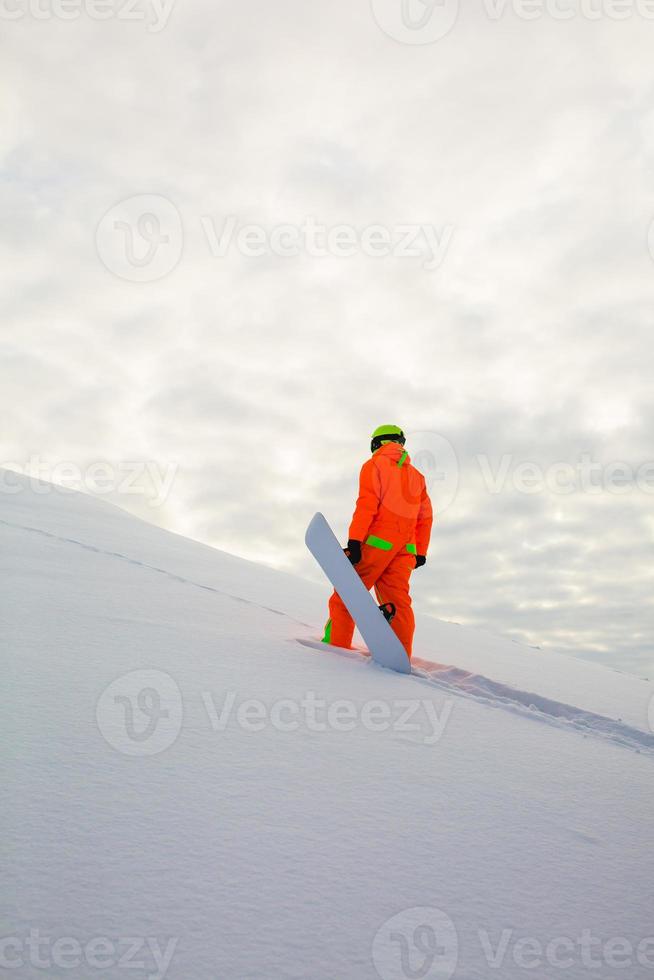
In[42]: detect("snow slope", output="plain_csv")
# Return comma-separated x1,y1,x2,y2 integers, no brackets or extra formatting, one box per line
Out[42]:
2,468,653,980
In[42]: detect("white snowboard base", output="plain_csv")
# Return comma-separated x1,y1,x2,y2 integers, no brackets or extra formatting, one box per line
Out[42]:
304,512,411,674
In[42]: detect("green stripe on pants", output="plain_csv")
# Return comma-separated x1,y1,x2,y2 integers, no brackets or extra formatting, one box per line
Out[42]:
366,535,393,551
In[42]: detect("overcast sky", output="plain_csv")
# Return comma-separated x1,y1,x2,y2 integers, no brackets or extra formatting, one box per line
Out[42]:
2,0,654,677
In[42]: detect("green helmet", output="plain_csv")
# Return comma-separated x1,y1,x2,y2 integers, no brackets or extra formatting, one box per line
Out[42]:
370,424,405,454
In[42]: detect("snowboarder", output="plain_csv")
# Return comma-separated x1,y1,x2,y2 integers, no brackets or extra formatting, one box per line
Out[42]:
322,425,433,657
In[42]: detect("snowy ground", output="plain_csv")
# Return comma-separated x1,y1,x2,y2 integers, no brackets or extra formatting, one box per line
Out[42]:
2,468,653,980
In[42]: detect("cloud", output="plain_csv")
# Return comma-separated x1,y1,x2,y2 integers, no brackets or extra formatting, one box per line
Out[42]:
1,0,653,677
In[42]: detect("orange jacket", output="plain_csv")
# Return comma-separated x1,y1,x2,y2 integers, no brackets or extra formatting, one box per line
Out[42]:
348,442,434,556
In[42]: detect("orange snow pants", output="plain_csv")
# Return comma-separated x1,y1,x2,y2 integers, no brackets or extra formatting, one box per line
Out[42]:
323,542,416,656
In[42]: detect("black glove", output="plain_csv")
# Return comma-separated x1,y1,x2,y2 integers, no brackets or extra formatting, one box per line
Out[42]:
415,554,427,569
344,539,362,565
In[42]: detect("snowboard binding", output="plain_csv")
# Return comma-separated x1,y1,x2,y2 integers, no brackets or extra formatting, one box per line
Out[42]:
378,602,396,624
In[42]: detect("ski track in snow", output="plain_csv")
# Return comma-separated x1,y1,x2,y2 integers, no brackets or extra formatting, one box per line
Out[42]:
297,645,654,756
5,516,653,758
410,659,654,756
0,517,315,628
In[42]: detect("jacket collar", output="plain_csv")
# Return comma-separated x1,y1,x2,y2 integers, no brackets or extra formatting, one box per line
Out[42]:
373,442,410,464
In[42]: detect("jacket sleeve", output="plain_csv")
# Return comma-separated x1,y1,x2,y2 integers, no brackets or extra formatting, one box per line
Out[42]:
348,459,380,542
415,479,434,555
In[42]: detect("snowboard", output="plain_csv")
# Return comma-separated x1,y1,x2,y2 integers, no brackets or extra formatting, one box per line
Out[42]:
305,512,411,674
